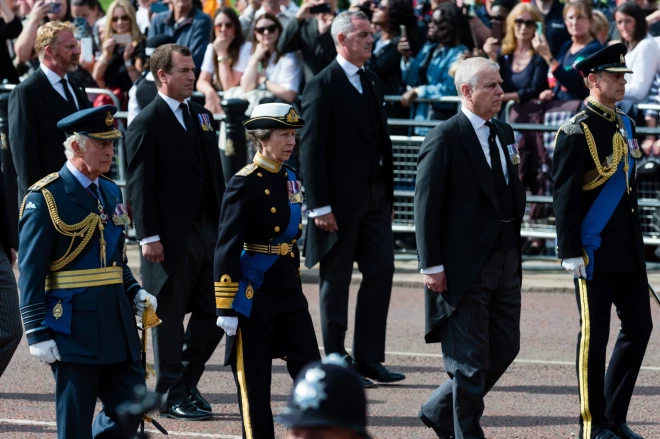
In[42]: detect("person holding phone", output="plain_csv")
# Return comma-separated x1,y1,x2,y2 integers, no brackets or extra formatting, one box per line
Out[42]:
93,0,144,96
196,7,252,114
13,0,72,64
0,0,22,84
277,0,337,85
240,13,301,103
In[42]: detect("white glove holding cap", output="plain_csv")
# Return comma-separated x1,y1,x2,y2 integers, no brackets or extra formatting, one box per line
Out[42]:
217,316,239,336
562,257,586,278
29,339,61,364
134,289,158,316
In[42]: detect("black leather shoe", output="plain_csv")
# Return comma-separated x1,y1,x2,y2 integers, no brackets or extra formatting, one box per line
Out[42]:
594,430,621,439
616,424,645,439
187,386,212,413
160,400,212,421
340,354,376,388
352,361,406,383
419,411,454,439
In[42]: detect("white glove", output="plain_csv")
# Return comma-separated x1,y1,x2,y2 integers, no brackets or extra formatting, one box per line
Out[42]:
29,339,61,364
562,257,586,278
134,289,158,316
217,316,238,336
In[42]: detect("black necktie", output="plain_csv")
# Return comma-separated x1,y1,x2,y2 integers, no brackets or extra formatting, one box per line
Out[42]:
180,102,195,133
357,69,371,96
60,78,78,113
484,121,507,192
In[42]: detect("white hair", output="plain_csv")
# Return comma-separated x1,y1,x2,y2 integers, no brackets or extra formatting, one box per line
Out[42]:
454,57,500,98
330,11,369,46
63,133,88,159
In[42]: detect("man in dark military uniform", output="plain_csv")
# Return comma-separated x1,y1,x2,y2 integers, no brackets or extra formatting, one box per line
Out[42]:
553,43,653,439
17,105,158,439
276,354,369,439
214,103,321,439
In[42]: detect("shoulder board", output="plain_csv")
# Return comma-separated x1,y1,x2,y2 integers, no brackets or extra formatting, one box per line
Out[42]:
28,173,60,192
99,174,115,183
559,111,588,136
236,164,258,176
616,108,636,126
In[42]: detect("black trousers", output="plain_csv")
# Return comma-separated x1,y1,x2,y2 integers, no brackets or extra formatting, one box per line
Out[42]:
51,359,145,439
231,285,320,439
574,272,653,439
152,217,225,403
0,249,21,377
421,249,521,439
319,182,395,362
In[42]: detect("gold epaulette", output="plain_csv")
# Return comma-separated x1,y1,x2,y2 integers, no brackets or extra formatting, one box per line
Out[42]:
236,164,258,176
215,274,238,309
99,174,115,182
559,111,588,136
28,173,59,192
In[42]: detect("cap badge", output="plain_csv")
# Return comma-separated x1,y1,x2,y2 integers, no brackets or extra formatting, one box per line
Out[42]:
285,108,299,123
293,367,327,411
105,111,113,127
620,54,625,64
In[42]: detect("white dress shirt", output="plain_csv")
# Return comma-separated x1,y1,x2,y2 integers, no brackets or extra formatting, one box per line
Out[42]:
140,92,192,246
421,105,509,275
41,64,80,110
308,54,366,219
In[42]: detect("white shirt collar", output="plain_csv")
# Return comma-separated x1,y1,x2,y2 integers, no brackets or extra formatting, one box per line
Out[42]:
336,54,361,77
66,160,99,189
461,105,491,131
158,91,190,113
40,64,69,86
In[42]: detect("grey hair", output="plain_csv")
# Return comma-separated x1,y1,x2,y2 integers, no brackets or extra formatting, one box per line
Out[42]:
454,57,500,98
246,129,272,152
330,11,369,46
63,133,88,159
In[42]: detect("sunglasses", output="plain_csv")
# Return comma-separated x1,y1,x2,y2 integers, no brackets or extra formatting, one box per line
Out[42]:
112,15,130,22
255,24,278,34
514,19,536,27
214,22,234,30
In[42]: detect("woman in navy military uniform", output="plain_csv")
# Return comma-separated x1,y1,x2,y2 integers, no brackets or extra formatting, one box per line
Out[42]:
213,103,321,439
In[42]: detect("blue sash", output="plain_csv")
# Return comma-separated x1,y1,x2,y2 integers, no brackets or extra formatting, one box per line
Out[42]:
44,180,125,334
580,121,634,280
232,168,302,317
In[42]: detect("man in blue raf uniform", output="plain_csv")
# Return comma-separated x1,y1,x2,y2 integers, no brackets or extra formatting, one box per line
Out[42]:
214,103,321,439
17,105,158,439
553,43,653,439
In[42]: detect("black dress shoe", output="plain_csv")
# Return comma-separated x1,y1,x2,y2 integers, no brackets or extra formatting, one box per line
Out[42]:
419,411,454,439
160,400,212,421
594,430,621,439
187,386,212,413
339,354,376,388
352,361,406,383
616,424,645,439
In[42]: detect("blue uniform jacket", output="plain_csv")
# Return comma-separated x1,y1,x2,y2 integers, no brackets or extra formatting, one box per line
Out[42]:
18,165,142,365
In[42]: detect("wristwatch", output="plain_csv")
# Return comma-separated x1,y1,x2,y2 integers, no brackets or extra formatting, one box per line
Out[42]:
217,56,225,63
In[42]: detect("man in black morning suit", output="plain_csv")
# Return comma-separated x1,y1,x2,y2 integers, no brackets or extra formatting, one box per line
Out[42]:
125,44,226,420
8,21,91,198
414,57,526,439
300,10,404,387
553,44,652,439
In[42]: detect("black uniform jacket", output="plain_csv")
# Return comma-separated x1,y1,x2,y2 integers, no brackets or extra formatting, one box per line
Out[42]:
8,69,91,196
125,95,225,294
415,111,526,343
552,101,645,274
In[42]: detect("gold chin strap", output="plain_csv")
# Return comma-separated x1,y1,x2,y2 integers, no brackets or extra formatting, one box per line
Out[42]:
41,189,107,271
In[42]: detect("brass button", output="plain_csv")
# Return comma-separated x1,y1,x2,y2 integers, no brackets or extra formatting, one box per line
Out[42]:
291,239,296,244
257,172,263,177
274,226,280,232
271,207,276,213
285,171,288,177
299,223,303,229
632,208,635,213
290,252,294,258
265,189,270,195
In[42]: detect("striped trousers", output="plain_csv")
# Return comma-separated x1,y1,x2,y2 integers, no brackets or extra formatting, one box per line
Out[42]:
574,272,652,439
0,249,21,377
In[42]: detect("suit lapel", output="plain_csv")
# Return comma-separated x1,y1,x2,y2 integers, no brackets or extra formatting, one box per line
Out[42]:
333,62,376,144
61,165,100,214
155,96,202,174
493,119,526,219
37,70,75,121
455,112,499,213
